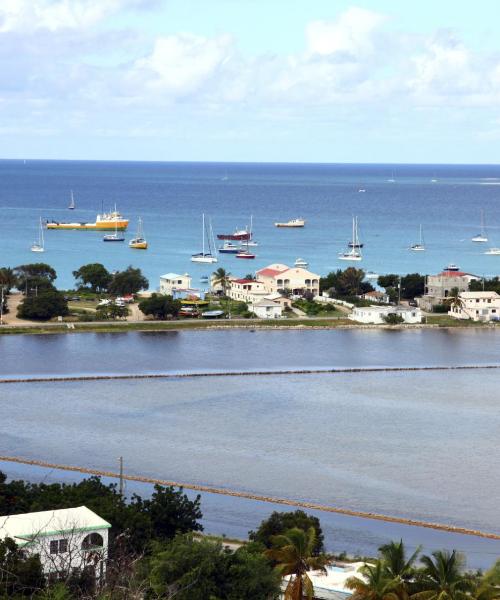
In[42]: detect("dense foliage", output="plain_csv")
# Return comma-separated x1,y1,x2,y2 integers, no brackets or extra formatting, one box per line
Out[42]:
14,263,57,294
377,273,425,301
249,509,325,555
108,266,148,296
17,289,69,320
320,268,374,298
0,470,202,557
138,293,182,319
73,263,112,293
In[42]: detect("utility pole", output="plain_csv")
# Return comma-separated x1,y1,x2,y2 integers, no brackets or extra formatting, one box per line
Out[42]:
0,286,4,325
118,456,124,497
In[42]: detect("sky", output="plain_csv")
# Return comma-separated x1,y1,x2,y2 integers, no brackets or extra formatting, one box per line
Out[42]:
2,0,500,163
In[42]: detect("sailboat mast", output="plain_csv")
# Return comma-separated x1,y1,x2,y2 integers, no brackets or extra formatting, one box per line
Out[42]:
202,213,205,255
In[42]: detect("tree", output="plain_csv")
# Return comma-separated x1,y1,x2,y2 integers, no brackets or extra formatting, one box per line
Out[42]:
0,267,17,292
249,510,325,555
378,275,400,290
346,561,400,600
17,290,68,321
213,268,232,295
109,266,148,296
96,303,129,320
73,263,112,293
382,313,404,325
149,534,280,600
379,540,420,598
444,288,464,313
14,263,57,294
265,526,330,600
469,277,500,294
411,550,474,600
138,294,182,319
0,537,45,597
320,268,373,298
400,274,425,300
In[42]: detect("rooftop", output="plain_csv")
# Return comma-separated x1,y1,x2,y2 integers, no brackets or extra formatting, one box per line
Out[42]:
232,278,255,284
160,272,186,280
0,506,111,545
460,291,500,299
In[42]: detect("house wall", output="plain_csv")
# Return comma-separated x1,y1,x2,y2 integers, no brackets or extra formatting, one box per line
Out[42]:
160,275,192,295
23,528,109,578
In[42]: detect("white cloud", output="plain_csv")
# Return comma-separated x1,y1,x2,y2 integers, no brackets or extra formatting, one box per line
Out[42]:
131,33,235,96
306,7,387,59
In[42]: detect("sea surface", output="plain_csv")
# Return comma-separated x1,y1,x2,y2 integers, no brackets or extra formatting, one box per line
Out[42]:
2,160,500,288
1,329,499,568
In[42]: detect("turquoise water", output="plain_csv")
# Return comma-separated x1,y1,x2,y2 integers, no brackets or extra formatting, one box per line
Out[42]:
2,160,500,288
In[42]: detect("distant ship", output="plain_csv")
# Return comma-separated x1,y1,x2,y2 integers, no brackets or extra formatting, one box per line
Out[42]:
46,207,128,230
274,218,305,228
217,228,251,241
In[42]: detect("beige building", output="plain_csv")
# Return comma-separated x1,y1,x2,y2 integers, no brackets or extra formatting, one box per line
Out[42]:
227,278,269,303
250,299,283,319
418,267,479,310
448,291,500,322
159,273,192,295
255,263,320,296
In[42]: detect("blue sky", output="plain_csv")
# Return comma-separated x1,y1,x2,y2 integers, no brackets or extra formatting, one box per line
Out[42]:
2,0,500,163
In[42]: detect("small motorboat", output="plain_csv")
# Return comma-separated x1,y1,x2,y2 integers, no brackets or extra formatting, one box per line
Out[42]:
218,242,240,254
236,249,256,259
484,248,500,255
201,310,225,319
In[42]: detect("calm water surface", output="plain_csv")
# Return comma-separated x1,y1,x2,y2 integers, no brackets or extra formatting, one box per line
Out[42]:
1,329,499,567
2,328,500,378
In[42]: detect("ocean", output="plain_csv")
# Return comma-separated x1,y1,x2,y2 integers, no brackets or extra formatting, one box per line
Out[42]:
2,160,500,288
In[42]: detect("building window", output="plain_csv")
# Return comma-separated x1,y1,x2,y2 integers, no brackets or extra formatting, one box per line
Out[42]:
50,539,68,554
82,533,104,550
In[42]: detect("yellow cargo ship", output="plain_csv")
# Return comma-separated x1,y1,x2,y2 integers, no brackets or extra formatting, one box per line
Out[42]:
46,209,129,231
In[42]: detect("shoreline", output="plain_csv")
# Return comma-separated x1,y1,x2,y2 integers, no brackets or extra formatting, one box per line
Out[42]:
0,316,496,336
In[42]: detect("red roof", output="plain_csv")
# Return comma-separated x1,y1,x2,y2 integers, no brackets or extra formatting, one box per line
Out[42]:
257,267,288,277
233,278,254,284
438,271,468,277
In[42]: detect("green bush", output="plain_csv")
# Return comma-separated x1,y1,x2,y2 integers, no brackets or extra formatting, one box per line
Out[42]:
17,290,68,321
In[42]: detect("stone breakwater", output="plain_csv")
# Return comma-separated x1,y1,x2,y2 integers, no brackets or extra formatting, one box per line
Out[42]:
1,455,499,541
1,364,500,385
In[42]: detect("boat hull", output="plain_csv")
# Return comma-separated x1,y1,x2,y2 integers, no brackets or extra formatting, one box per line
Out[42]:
275,223,304,228
47,220,128,230
191,255,218,263
217,233,251,240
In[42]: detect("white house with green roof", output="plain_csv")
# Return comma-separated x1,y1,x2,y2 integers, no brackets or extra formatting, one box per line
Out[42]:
0,506,110,580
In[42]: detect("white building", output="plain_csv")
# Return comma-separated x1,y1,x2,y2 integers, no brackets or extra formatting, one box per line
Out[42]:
283,562,366,600
250,299,283,319
159,273,192,296
349,305,422,324
448,291,500,321
0,506,110,580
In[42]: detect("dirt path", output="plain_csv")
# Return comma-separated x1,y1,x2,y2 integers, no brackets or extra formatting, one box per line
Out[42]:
1,293,33,325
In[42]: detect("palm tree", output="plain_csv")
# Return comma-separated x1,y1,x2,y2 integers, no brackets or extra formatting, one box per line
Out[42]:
346,561,400,600
212,267,232,296
265,526,330,600
411,550,475,600
445,287,465,313
378,540,420,599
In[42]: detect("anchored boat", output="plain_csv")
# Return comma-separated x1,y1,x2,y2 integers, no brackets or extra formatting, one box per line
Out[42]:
274,218,305,228
46,207,128,230
129,217,148,249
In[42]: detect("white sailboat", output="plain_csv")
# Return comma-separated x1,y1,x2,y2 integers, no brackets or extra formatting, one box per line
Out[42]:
472,210,488,243
246,215,258,246
68,190,75,210
410,224,426,251
339,217,362,261
191,214,218,263
31,217,45,253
